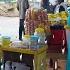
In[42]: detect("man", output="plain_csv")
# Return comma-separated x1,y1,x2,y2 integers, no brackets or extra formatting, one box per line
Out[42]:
41,0,50,13
17,0,29,40
41,0,56,13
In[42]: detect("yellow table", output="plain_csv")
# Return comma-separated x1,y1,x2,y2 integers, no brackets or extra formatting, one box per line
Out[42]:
0,46,47,70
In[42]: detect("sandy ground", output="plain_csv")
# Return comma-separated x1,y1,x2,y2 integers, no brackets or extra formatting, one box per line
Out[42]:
0,16,19,41
0,3,19,17
46,59,66,70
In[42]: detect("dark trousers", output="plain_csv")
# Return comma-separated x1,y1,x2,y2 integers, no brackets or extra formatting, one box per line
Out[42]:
19,19,25,40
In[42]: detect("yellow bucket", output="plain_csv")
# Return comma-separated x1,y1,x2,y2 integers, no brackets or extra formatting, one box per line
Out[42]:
2,36,11,47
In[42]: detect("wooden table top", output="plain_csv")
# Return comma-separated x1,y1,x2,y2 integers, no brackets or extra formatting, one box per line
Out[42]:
0,46,47,55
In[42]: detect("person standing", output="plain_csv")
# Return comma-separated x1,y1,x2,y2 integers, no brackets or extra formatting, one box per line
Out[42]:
17,0,29,40
41,0,50,12
41,0,56,13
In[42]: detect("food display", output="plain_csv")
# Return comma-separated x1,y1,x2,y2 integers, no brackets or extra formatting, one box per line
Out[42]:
60,11,68,20
25,8,48,21
25,8,49,35
48,11,68,25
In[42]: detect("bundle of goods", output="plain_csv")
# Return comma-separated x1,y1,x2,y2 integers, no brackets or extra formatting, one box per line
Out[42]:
25,8,48,21
48,11,68,25
9,27,46,50
25,8,50,35
60,11,68,20
10,28,46,50
22,28,46,49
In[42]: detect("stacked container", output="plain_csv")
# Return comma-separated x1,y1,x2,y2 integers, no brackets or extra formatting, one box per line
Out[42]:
34,28,46,44
66,30,70,70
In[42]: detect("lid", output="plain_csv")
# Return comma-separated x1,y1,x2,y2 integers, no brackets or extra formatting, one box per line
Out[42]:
2,36,10,39
35,28,44,33
30,35,39,41
23,35,30,39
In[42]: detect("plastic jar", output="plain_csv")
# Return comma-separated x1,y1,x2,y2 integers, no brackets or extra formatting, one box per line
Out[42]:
2,36,11,47
34,28,46,44
30,35,39,49
23,35,30,48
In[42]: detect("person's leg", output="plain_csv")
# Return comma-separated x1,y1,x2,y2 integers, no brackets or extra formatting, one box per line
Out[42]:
19,19,25,40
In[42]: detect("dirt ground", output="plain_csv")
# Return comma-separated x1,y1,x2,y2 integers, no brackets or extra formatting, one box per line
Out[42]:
47,59,66,70
46,53,66,70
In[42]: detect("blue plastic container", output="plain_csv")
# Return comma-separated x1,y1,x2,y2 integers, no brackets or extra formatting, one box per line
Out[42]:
66,30,70,44
30,35,39,49
66,30,70,70
67,15,70,26
66,60,70,70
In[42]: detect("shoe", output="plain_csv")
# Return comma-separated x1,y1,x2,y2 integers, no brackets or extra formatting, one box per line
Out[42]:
19,38,23,41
